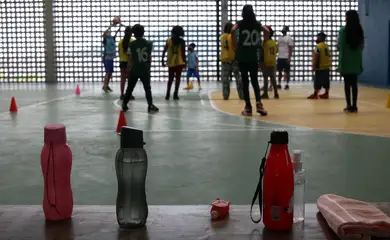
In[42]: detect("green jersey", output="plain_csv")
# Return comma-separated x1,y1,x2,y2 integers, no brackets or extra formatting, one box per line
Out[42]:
128,38,153,75
337,26,363,75
235,21,262,63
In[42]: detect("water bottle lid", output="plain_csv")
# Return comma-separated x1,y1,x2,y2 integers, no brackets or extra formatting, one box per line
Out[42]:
120,126,145,149
293,150,301,163
44,124,67,144
270,130,289,144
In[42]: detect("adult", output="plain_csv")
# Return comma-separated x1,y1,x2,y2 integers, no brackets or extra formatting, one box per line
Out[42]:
338,10,364,113
276,26,294,90
232,4,268,116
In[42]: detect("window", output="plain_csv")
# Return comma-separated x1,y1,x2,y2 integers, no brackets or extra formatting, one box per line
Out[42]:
0,0,45,83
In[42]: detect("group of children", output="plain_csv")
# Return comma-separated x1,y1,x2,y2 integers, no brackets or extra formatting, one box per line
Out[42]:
101,5,332,115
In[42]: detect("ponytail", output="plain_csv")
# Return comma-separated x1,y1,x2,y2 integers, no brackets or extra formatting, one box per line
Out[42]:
122,26,132,53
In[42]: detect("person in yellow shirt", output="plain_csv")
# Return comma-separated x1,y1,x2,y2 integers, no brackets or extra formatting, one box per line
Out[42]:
308,32,331,99
118,26,135,100
261,26,279,99
161,26,186,100
220,22,243,100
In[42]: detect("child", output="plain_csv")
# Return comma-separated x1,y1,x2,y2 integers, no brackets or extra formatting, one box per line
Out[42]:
122,24,159,113
308,31,331,99
102,25,121,93
261,26,279,99
220,22,243,100
161,26,186,100
184,43,201,90
118,26,135,100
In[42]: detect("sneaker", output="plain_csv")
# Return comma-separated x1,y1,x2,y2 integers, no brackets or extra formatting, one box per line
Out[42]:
261,93,269,99
183,85,191,90
107,87,113,92
241,107,252,116
256,102,268,116
277,84,282,89
284,85,289,90
173,94,179,100
148,104,159,113
102,87,109,93
343,106,352,113
122,103,129,112
189,81,194,89
165,93,170,100
350,106,358,113
274,94,279,99
319,93,329,99
307,94,318,99
129,95,135,101
198,84,202,90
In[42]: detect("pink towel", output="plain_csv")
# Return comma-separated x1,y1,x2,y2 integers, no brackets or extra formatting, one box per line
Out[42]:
317,194,390,240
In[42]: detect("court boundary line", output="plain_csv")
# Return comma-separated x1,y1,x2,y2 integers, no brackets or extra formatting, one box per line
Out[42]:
207,90,390,139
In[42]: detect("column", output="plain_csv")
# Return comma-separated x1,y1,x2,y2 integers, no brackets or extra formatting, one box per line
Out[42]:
44,0,56,82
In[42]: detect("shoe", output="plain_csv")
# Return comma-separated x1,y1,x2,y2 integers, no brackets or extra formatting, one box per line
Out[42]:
284,85,289,90
344,106,352,113
350,106,358,113
277,84,282,89
241,107,252,116
183,85,191,90
107,87,113,92
102,87,109,93
307,94,318,99
122,103,129,112
189,81,194,89
256,102,268,116
198,84,202,90
319,93,329,99
261,93,269,99
129,95,135,101
274,94,279,99
173,93,179,100
148,104,159,113
120,95,124,100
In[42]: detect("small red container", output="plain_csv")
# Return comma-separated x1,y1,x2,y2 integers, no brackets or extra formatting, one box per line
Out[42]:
210,198,231,221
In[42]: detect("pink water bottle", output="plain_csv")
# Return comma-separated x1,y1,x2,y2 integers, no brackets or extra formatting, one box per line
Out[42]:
41,124,73,221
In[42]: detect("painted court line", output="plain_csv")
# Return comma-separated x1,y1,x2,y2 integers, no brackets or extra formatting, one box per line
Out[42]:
207,90,390,139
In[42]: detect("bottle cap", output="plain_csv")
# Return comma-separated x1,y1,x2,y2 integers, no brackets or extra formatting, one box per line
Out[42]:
44,124,67,144
270,130,289,144
120,127,145,149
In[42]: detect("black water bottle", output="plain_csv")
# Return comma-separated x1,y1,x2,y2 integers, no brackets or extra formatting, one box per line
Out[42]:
115,126,148,228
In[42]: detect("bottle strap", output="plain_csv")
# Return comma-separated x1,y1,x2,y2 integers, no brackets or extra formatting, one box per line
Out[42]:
45,142,62,217
250,141,270,223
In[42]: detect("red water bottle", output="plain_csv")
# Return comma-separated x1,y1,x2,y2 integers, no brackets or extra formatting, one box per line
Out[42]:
250,131,294,231
41,124,73,221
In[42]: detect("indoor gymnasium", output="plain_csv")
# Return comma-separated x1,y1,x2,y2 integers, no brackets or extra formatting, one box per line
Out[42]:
1,0,390,239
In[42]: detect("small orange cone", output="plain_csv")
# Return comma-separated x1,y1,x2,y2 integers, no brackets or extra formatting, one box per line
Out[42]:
386,94,390,109
116,110,127,133
9,97,18,112
75,84,81,95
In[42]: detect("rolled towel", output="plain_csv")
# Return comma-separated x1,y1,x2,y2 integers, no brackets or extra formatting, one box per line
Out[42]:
317,194,390,240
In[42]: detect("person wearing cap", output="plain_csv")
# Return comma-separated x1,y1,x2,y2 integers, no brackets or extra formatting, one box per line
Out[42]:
308,32,331,99
261,26,279,99
277,26,294,90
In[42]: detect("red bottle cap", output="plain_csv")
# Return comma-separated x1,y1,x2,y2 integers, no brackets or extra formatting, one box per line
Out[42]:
44,124,67,144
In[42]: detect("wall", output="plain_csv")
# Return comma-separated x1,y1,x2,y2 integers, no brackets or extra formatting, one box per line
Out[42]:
359,0,390,87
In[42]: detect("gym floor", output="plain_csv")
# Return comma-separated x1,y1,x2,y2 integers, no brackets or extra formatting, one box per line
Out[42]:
0,82,389,206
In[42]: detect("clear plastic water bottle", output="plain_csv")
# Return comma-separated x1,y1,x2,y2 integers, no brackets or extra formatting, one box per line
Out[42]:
115,126,148,229
292,150,305,223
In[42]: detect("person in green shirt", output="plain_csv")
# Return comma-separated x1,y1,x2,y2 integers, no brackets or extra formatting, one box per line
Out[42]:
338,10,364,113
122,24,159,113
231,4,268,117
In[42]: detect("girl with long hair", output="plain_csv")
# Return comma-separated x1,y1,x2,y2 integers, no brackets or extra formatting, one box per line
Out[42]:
118,26,134,100
338,10,364,113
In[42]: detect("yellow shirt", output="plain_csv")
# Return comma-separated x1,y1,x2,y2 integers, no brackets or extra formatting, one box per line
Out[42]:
314,42,331,70
263,39,278,67
118,38,135,62
220,33,235,62
167,38,185,67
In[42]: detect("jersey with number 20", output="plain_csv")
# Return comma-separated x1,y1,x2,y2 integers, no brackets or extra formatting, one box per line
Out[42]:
128,38,153,75
236,21,262,64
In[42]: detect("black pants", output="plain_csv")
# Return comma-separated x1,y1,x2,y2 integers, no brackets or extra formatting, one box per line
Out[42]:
343,74,358,107
239,62,261,108
314,70,330,90
123,71,153,106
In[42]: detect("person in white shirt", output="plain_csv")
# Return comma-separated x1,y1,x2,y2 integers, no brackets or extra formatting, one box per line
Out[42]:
276,26,294,90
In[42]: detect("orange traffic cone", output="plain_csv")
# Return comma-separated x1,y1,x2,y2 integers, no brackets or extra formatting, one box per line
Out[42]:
9,97,18,112
116,110,127,133
75,84,81,95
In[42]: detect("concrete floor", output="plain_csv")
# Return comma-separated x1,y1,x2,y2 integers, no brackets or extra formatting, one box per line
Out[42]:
0,82,390,205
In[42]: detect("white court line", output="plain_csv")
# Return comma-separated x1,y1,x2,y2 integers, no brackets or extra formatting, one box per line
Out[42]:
199,91,205,105
113,98,294,130
206,90,390,139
